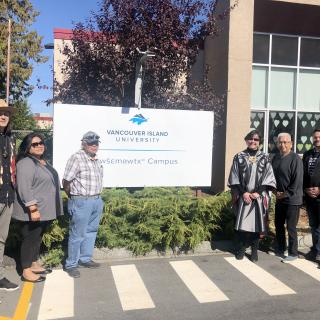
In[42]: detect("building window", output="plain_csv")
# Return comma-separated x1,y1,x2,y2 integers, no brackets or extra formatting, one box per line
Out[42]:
269,68,296,110
252,33,320,154
268,112,295,153
298,69,320,111
271,35,298,66
251,66,268,108
300,38,320,68
253,34,269,64
296,113,320,153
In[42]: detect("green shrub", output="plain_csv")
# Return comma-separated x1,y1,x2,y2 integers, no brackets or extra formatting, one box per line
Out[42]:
7,188,234,266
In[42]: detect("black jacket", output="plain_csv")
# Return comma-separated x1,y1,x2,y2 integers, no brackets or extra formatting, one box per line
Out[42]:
302,148,320,189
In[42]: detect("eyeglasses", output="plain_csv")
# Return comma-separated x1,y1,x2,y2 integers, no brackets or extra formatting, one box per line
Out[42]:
247,138,260,142
31,141,44,148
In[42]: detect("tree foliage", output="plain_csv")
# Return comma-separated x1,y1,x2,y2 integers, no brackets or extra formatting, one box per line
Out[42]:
0,0,47,101
54,0,232,113
11,100,36,130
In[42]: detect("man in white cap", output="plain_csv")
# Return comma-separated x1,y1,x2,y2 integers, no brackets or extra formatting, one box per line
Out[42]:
63,131,104,278
0,99,19,291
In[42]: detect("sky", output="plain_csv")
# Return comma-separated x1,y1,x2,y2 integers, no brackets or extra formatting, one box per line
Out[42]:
29,0,100,115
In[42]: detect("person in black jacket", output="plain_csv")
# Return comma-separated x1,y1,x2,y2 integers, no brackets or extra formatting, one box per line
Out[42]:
0,100,19,291
272,133,303,262
302,129,320,263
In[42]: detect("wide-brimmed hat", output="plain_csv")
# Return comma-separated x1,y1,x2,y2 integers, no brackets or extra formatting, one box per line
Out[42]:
0,99,15,113
81,131,101,144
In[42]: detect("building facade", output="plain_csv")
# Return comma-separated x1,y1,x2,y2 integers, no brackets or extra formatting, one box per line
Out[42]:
206,0,320,191
53,0,320,191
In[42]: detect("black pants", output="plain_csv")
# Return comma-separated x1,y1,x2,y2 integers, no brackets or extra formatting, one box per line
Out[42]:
20,221,50,269
275,202,300,256
234,230,259,254
305,198,320,255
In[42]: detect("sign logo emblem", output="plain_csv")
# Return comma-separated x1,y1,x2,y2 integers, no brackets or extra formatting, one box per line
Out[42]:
129,114,148,125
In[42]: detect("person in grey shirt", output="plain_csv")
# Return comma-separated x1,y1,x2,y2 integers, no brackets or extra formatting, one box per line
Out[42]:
13,133,63,282
272,133,303,262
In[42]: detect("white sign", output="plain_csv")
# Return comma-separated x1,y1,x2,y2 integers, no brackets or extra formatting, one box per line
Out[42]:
53,104,214,187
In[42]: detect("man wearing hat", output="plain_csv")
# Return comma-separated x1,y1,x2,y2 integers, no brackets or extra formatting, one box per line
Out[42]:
63,131,104,278
0,99,19,291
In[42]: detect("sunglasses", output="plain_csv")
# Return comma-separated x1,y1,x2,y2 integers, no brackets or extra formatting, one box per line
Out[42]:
31,141,44,148
247,138,260,142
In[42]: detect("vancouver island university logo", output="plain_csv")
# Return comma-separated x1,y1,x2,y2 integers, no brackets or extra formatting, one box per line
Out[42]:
129,114,148,125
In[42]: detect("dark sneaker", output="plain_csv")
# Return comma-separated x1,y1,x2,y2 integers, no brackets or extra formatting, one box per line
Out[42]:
281,255,298,263
79,260,101,268
315,254,320,263
0,277,19,291
65,267,80,278
250,251,258,263
275,250,286,259
305,250,316,261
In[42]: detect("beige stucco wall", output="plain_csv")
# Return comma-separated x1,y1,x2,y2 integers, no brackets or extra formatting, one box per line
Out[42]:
205,0,254,192
54,38,72,87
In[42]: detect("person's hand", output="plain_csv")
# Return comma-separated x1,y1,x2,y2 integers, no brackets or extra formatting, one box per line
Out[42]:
30,210,41,221
306,187,319,198
243,192,252,204
276,192,285,200
250,192,260,200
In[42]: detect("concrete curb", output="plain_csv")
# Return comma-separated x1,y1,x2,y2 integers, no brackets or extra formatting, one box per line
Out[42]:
3,233,313,267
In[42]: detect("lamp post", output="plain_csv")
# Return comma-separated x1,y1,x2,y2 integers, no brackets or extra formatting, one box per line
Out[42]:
134,48,155,109
6,18,11,105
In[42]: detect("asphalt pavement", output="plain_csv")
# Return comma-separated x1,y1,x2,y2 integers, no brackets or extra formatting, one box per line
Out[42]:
1,250,320,320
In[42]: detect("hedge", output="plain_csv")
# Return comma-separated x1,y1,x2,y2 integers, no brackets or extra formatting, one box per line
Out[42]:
7,188,235,266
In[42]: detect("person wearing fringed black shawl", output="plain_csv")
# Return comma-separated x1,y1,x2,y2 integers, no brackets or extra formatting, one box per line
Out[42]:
228,130,276,262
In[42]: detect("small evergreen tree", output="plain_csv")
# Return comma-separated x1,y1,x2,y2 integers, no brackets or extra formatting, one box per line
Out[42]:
11,100,36,130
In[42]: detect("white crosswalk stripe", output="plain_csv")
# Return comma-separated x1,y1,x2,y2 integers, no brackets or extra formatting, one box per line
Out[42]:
225,257,296,296
37,270,74,320
111,264,155,311
284,258,320,281
170,260,229,303
31,255,320,318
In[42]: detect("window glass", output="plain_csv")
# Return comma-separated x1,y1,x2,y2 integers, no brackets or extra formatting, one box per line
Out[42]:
253,34,269,64
269,68,296,110
296,113,320,154
298,70,320,111
268,112,295,153
272,36,298,66
300,38,320,67
251,66,268,108
250,111,265,149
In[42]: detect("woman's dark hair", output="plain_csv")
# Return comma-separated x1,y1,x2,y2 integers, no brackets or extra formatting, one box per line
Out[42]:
16,132,46,162
244,130,262,142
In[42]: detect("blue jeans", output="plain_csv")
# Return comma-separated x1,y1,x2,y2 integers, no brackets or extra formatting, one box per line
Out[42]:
65,196,104,269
